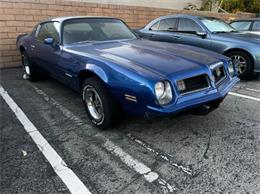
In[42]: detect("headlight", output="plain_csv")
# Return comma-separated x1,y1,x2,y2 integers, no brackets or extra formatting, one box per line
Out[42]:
228,61,235,77
154,81,172,105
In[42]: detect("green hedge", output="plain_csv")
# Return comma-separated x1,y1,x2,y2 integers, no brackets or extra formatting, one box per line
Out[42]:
222,0,260,13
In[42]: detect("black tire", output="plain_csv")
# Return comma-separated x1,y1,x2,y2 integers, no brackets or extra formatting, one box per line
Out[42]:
226,50,253,80
82,77,122,129
21,51,40,81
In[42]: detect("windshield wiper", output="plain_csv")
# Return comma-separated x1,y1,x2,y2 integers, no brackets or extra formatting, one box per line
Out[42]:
71,40,95,45
213,30,238,34
212,31,229,33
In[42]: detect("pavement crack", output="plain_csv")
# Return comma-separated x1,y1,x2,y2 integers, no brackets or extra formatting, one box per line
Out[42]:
203,130,212,159
127,133,193,176
117,173,141,193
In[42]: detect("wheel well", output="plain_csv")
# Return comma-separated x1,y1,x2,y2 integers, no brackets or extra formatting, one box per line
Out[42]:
20,46,25,53
78,70,100,90
223,48,254,66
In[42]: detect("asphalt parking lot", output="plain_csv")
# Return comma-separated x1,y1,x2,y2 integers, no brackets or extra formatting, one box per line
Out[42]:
0,68,259,193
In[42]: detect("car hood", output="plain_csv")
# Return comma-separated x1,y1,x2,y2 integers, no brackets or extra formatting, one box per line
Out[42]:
213,31,260,44
66,39,226,77
244,31,260,36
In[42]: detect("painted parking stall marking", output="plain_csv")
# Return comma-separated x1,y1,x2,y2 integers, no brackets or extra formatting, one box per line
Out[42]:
102,138,175,193
229,92,260,102
0,86,91,194
127,133,193,175
32,85,175,193
245,88,260,93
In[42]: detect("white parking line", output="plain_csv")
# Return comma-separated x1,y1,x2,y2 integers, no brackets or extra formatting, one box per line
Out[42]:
229,92,260,102
103,138,175,193
0,86,91,194
245,88,260,93
126,133,192,175
32,85,175,193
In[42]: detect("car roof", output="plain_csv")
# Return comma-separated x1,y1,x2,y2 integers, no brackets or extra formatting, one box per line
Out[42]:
154,14,221,21
158,14,201,19
40,16,118,23
230,18,260,22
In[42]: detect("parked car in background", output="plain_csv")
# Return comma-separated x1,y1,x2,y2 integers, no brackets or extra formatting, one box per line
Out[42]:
16,16,239,129
136,15,260,79
230,18,260,35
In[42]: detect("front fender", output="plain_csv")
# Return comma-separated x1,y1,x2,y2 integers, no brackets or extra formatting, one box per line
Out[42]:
84,62,109,83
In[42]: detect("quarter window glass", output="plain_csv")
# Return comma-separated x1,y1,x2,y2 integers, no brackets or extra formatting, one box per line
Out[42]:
230,21,251,30
158,18,177,31
252,21,260,31
150,21,159,30
31,25,38,36
37,22,59,43
178,18,202,32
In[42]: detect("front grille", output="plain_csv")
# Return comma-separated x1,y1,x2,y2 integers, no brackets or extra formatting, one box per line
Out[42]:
179,74,209,94
213,66,226,84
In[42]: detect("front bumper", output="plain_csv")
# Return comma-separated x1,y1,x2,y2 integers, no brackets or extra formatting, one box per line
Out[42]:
145,76,239,116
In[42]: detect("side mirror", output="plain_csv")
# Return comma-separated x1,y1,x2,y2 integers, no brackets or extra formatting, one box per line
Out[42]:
44,37,54,45
196,31,207,38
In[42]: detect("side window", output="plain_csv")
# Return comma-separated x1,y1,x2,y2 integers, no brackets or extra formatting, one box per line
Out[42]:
230,21,251,31
36,22,59,43
178,18,202,32
252,21,260,31
150,21,159,31
158,18,177,31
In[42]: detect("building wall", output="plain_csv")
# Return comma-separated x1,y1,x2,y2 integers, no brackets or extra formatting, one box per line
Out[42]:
0,0,255,69
66,0,203,10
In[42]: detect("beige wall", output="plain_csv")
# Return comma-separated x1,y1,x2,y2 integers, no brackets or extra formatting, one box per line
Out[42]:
0,0,256,69
66,0,203,10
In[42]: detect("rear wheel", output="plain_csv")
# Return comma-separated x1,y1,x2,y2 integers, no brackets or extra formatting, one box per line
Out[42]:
226,50,253,80
82,77,122,129
21,51,40,81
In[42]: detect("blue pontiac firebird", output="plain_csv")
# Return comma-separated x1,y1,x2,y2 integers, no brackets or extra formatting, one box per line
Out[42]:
17,16,239,129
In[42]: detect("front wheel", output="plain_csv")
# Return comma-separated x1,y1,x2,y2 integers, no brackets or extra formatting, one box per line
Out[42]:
82,77,122,129
226,50,253,80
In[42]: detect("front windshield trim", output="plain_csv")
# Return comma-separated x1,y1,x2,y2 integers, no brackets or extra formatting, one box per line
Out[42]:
200,17,237,33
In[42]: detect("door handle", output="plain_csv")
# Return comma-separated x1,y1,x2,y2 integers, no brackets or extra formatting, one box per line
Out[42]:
149,34,155,38
30,44,35,48
172,36,181,40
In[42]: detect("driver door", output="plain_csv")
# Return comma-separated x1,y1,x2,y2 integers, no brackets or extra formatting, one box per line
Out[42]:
175,18,212,50
33,21,61,78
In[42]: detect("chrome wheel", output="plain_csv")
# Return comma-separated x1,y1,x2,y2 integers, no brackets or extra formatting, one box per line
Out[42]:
22,54,30,75
84,86,104,122
230,55,247,75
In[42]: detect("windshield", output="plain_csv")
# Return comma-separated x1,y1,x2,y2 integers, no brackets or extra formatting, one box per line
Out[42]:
200,18,237,33
63,18,136,44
